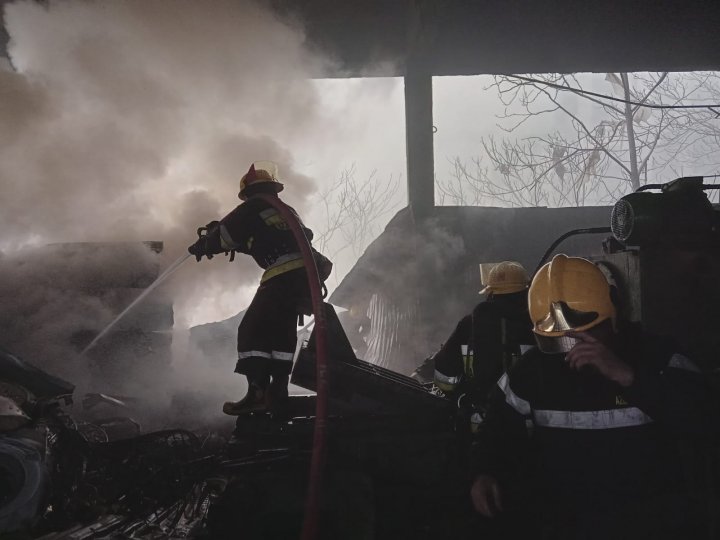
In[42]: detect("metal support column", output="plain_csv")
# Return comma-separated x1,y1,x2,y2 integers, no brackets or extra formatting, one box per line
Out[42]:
404,70,434,220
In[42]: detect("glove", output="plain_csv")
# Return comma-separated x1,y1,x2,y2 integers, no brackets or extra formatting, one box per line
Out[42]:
188,220,222,262
188,237,214,262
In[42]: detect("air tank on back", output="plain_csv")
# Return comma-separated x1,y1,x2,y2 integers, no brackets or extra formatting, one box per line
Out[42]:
601,177,720,370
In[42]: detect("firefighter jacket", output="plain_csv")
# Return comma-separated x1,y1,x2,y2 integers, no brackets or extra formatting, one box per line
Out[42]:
207,196,314,283
433,293,533,405
473,332,720,522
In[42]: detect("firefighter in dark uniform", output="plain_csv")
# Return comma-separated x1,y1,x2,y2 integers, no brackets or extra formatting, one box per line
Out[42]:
433,261,534,428
188,162,331,416
471,254,716,539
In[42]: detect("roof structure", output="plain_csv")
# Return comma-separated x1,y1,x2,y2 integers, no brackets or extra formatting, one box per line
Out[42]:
3,1,720,74
273,0,720,76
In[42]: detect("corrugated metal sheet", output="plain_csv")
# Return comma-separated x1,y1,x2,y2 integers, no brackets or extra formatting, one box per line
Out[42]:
363,292,419,369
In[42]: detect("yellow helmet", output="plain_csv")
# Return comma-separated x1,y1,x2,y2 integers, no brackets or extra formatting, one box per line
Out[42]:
479,261,529,295
529,254,616,353
239,161,284,200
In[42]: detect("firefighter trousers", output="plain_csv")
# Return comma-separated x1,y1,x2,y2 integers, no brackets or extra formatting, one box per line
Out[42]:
235,268,309,380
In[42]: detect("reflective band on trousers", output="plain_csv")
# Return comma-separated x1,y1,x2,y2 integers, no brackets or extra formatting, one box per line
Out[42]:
238,350,294,362
497,373,531,416
533,407,653,429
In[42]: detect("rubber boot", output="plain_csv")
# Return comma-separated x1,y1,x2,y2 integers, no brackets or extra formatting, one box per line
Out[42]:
223,377,269,416
266,374,290,418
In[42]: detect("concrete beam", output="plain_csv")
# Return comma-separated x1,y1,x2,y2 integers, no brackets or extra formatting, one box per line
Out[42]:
404,70,434,220
0,0,10,62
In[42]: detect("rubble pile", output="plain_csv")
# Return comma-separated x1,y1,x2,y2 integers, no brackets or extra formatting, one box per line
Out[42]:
0,345,231,539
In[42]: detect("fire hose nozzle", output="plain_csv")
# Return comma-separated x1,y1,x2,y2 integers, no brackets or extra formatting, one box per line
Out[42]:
193,221,236,262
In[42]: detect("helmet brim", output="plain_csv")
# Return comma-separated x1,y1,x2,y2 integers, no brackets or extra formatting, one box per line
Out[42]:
479,284,527,295
238,181,284,200
532,314,612,353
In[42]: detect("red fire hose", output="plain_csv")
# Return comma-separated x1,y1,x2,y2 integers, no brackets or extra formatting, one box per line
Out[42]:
255,194,328,540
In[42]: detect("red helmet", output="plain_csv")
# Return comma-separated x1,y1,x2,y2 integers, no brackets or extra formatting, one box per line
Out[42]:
239,161,284,200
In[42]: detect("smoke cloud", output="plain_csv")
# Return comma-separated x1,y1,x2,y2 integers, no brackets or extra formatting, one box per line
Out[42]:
0,0,336,321
0,0,353,424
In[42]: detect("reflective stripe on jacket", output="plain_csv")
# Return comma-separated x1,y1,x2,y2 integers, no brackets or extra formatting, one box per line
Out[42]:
473,336,716,510
217,197,314,282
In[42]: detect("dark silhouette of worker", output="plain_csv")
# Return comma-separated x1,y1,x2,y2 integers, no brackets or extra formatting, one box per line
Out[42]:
188,161,331,416
471,254,716,539
432,261,534,430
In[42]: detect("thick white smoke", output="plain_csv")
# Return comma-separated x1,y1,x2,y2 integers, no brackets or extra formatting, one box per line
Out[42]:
0,0,336,323
0,0,356,423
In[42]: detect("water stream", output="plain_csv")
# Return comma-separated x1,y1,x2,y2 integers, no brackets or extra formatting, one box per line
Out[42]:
81,253,191,356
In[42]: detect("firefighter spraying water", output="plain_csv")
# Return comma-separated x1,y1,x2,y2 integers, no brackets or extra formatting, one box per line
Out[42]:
81,161,333,421
187,161,333,417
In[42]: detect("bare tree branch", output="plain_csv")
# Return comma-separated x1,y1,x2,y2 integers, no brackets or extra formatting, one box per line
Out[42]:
443,72,720,208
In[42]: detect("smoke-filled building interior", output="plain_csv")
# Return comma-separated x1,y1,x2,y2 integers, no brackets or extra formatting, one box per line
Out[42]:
2,1,720,539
